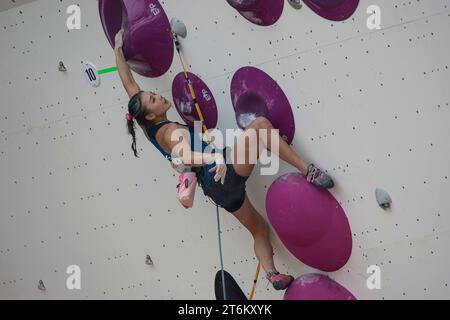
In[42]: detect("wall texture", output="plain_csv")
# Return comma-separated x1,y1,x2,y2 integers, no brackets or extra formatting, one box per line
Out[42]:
0,0,449,299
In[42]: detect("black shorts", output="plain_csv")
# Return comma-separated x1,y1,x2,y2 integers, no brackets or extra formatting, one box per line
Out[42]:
196,148,249,213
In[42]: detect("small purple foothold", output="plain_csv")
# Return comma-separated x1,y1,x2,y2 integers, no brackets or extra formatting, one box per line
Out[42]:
172,72,218,130
284,274,357,300
265,173,352,272
99,0,174,78
226,0,284,26
303,0,360,21
230,66,295,144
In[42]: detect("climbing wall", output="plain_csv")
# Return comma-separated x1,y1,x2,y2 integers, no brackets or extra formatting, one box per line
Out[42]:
1,0,449,299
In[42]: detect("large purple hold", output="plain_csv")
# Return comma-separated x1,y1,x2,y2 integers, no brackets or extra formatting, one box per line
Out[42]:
230,66,295,144
227,0,259,11
99,0,174,78
172,72,218,130
303,0,360,21
226,0,284,26
284,274,357,300
265,173,352,272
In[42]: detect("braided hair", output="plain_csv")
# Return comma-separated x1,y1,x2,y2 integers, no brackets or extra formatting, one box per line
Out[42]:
126,91,150,158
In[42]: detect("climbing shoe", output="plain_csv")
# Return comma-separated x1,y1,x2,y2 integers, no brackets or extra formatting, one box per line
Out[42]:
266,271,294,291
306,163,335,189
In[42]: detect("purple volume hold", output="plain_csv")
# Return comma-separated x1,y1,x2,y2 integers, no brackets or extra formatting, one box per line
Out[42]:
303,0,360,21
172,72,218,130
99,0,174,78
284,274,357,300
230,66,295,144
265,173,352,272
226,0,284,26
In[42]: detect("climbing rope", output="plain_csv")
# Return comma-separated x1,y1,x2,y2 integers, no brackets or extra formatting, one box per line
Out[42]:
216,202,227,300
172,31,260,301
249,261,261,300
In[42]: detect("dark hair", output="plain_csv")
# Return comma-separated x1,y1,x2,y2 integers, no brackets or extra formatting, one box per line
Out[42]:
127,91,150,158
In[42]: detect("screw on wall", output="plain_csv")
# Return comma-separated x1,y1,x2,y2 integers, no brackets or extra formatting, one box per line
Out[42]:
38,280,46,291
375,188,392,209
58,61,67,72
287,0,302,10
145,255,154,266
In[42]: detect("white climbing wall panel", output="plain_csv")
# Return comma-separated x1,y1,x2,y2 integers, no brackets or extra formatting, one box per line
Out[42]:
1,0,449,299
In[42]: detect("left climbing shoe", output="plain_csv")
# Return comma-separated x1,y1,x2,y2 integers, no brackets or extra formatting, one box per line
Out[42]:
306,163,335,189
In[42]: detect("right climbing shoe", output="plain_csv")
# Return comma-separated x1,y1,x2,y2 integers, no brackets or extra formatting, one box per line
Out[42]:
266,271,294,291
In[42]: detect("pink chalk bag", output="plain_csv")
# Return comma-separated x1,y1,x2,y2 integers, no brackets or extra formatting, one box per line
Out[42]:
172,158,197,209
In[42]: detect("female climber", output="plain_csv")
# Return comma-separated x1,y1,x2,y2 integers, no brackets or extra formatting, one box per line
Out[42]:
114,29,334,291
